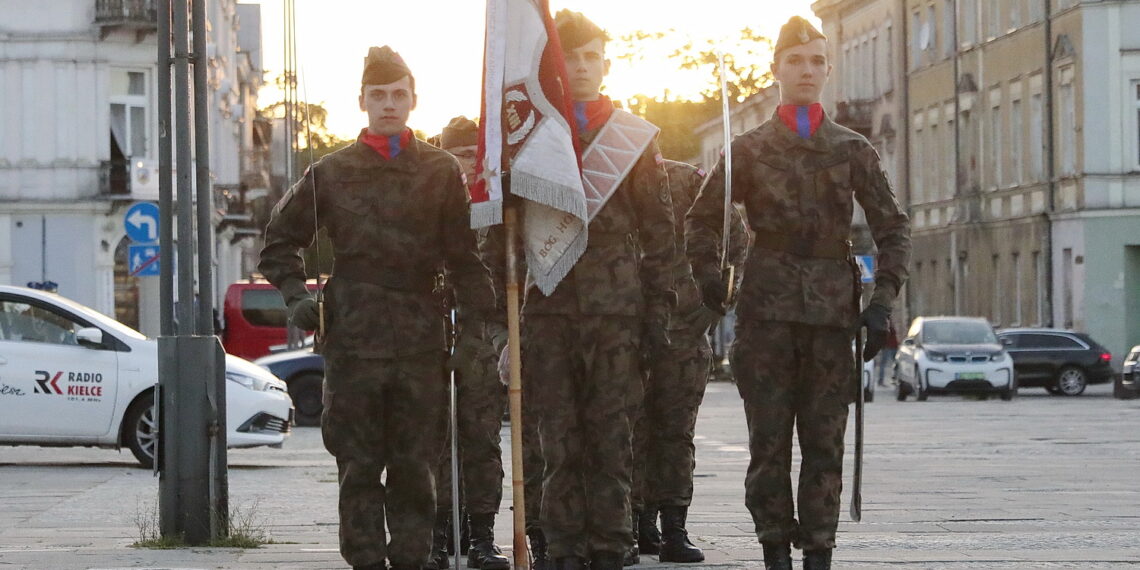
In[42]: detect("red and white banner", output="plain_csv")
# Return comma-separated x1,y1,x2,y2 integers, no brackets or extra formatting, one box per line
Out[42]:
474,0,587,295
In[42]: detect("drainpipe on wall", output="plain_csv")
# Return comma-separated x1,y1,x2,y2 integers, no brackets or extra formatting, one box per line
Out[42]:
952,0,961,316
1043,0,1056,327
901,0,913,321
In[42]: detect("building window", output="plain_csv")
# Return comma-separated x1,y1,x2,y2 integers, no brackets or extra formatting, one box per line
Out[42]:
913,123,924,203
1031,91,1044,180
1033,250,1045,325
988,0,1002,40
884,23,894,92
1009,0,1020,30
992,254,1002,325
1059,71,1076,176
1012,252,1022,325
927,4,938,61
912,10,922,69
946,110,956,199
962,0,977,46
943,0,955,58
1133,81,1140,168
1028,0,1045,23
110,70,149,160
1011,98,1023,185
991,101,1003,188
931,122,940,200
1062,248,1073,328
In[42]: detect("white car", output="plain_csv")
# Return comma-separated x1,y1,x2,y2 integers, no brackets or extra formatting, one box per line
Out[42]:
0,285,293,467
894,316,1015,401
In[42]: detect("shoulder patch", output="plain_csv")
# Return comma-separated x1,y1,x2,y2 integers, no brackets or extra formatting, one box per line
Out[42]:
461,172,468,186
654,152,665,166
696,168,706,178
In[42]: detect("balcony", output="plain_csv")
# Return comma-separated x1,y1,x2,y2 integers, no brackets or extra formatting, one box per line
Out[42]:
240,148,271,192
834,100,876,137
98,159,131,197
95,0,157,41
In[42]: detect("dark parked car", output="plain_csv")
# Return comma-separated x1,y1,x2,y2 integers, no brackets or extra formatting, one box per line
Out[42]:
255,348,325,426
996,328,1114,396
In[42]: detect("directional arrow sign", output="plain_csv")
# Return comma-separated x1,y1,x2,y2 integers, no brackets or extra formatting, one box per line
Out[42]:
124,202,160,243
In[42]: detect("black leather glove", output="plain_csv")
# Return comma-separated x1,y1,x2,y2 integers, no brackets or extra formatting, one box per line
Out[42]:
694,266,728,315
853,303,890,362
287,296,320,331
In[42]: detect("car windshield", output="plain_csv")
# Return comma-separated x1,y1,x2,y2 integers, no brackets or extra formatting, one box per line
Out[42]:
924,321,997,345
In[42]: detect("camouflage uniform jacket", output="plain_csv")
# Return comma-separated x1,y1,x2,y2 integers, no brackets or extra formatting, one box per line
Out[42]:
662,160,748,331
484,124,676,325
259,138,496,358
685,113,910,328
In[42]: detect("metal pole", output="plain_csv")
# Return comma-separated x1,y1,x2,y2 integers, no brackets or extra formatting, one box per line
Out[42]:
504,207,530,570
174,0,194,335
191,0,227,541
158,0,174,337
192,0,213,335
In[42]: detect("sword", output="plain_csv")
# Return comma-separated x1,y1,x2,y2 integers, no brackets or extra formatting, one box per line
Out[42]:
717,52,735,304
300,67,325,340
448,309,462,570
850,326,865,522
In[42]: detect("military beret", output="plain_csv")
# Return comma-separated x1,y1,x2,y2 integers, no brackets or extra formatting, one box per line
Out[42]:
440,116,479,149
362,45,413,87
555,9,608,50
773,16,827,58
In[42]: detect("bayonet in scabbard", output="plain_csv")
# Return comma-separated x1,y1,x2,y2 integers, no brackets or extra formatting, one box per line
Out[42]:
717,53,736,305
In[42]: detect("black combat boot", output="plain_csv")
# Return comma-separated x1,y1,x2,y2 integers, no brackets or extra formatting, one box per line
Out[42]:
528,527,552,570
803,548,833,570
657,506,705,563
424,509,451,570
590,550,625,570
636,508,661,555
624,509,640,566
553,555,588,570
761,542,792,570
466,513,510,570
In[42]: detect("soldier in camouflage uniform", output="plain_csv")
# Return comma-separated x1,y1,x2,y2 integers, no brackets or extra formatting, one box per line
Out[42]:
426,117,511,570
685,17,911,570
259,47,500,570
486,10,676,570
631,160,747,565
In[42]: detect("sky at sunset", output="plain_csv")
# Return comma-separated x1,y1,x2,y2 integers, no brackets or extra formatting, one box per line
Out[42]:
242,1,820,139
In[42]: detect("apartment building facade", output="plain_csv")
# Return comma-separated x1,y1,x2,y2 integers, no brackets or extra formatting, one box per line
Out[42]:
810,0,1140,362
0,0,269,335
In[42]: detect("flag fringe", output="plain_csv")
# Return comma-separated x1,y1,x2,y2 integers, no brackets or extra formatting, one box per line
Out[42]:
470,200,503,229
531,229,587,296
512,171,588,220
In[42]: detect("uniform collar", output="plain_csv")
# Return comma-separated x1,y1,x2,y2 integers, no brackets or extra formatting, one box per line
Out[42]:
767,109,836,155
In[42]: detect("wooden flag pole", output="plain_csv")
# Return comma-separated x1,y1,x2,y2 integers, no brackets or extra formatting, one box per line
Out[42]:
504,206,530,570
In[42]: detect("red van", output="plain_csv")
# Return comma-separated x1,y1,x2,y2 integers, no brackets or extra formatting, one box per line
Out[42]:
221,279,320,361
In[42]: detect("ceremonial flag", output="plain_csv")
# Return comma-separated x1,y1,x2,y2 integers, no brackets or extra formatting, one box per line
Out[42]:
473,0,587,295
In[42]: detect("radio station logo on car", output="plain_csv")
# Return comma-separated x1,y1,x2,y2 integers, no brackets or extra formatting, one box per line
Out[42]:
32,370,104,401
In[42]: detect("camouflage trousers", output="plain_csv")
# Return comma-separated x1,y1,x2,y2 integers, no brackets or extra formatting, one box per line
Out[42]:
435,348,507,515
632,326,713,509
321,350,448,568
730,320,854,551
523,314,643,558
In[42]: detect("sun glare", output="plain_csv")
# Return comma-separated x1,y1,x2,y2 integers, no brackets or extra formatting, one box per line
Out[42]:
246,0,818,139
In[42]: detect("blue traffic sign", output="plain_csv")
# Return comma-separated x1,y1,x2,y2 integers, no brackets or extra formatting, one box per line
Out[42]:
856,255,875,283
128,244,161,277
124,202,160,243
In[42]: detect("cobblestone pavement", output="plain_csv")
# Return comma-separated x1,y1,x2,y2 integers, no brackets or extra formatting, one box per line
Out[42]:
1,381,1138,569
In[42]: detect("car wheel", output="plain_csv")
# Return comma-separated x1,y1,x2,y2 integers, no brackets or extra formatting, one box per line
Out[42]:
123,395,158,469
1000,387,1017,401
915,366,929,401
1055,366,1088,396
289,372,325,427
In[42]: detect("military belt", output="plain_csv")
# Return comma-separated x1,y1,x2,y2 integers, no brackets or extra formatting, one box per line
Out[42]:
751,230,852,260
333,259,438,293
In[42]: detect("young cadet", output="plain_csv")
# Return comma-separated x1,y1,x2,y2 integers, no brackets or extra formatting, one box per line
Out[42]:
427,116,511,570
259,47,501,570
685,17,911,570
488,10,677,570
